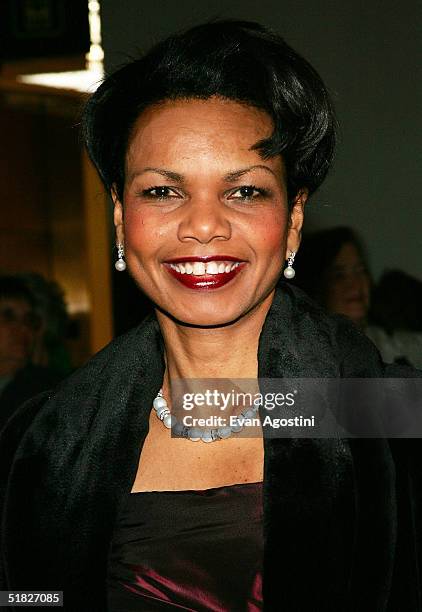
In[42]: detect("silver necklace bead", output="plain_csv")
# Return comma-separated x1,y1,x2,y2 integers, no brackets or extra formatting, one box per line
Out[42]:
153,388,260,442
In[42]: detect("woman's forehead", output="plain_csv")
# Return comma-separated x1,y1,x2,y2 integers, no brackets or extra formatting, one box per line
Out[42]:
125,97,276,168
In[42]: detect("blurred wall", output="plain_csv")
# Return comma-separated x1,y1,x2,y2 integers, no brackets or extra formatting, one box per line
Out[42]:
100,0,422,281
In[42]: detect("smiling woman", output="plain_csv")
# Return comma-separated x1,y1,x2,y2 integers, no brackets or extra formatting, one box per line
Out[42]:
1,19,422,612
114,97,299,328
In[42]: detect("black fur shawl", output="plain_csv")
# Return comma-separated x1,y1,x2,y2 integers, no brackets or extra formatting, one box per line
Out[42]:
1,283,421,611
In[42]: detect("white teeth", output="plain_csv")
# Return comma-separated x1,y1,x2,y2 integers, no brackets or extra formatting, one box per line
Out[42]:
206,262,219,274
193,262,206,275
169,261,242,276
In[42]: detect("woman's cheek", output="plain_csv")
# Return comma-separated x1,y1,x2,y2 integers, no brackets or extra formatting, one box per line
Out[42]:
257,209,288,253
124,208,162,249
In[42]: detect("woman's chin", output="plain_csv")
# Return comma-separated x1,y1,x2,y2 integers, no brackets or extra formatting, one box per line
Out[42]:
341,305,368,327
157,295,274,329
159,307,245,328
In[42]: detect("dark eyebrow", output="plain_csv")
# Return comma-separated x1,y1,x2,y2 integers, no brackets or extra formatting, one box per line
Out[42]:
223,165,276,182
129,164,276,184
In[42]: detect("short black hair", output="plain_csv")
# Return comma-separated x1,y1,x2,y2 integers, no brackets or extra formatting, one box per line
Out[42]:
0,275,35,308
82,19,337,206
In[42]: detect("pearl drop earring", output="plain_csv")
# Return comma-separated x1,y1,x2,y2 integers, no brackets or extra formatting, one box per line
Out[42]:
283,250,296,279
115,243,126,271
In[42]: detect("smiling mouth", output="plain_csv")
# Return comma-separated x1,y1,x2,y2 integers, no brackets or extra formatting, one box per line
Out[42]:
163,260,247,290
346,294,366,303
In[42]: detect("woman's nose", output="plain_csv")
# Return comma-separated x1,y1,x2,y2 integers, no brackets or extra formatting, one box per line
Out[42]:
345,272,360,287
177,197,231,245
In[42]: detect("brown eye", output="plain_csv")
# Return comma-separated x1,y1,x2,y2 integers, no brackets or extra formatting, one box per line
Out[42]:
228,186,267,201
238,186,256,199
152,187,171,198
142,186,180,200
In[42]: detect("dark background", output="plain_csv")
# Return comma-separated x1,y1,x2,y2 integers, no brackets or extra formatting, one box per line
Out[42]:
0,0,89,59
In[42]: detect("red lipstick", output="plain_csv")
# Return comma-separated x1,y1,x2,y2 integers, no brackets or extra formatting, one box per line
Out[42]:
163,256,247,291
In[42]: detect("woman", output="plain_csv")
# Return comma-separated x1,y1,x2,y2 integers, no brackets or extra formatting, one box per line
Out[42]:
293,228,422,367
0,276,59,431
292,226,371,328
1,20,421,612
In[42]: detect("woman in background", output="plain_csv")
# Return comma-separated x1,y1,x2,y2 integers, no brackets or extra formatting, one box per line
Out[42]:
292,226,371,328
0,275,59,431
293,227,422,367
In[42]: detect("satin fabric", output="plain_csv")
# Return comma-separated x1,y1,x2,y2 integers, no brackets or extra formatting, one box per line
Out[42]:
107,482,263,611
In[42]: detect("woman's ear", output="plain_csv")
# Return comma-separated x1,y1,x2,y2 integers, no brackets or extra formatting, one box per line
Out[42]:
111,185,125,245
285,188,308,258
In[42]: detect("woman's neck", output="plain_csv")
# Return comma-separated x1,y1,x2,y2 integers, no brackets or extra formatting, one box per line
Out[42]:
156,290,275,391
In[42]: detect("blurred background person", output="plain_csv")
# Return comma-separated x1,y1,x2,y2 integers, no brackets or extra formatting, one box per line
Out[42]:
292,227,422,368
367,269,422,368
20,273,73,378
292,226,371,328
0,275,61,430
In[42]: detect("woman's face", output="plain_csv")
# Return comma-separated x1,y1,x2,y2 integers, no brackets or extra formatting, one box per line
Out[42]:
113,97,306,327
0,297,37,375
325,242,370,326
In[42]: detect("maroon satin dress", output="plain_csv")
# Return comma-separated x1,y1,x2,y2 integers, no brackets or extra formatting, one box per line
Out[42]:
107,481,263,611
